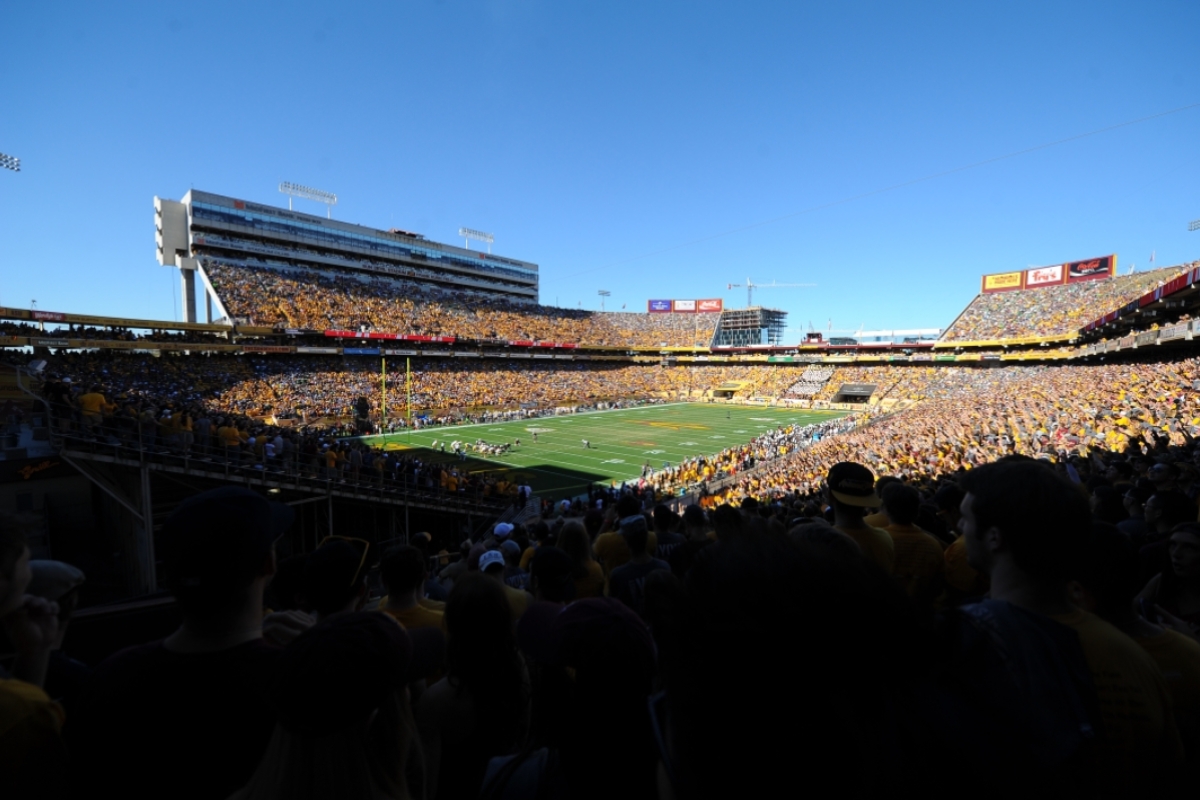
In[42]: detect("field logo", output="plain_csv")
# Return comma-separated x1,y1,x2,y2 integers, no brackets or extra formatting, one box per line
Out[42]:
525,427,554,433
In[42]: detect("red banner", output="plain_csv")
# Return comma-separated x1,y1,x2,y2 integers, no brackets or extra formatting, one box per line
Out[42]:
696,298,723,312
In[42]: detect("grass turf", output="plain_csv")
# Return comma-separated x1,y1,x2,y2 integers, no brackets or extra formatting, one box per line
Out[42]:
361,403,849,500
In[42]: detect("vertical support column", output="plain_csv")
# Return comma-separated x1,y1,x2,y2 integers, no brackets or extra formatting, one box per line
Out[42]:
137,463,157,595
180,268,197,324
206,290,213,324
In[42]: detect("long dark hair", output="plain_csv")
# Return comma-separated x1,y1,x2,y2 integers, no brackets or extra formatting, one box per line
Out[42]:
445,574,528,746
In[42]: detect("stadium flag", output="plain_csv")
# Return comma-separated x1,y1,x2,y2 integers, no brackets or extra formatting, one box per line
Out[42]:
1150,250,1155,264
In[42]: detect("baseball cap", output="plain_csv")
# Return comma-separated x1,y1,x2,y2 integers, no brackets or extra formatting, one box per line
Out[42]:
479,549,506,572
500,539,521,556
494,522,514,539
163,486,294,591
271,612,445,737
826,462,880,507
27,560,86,601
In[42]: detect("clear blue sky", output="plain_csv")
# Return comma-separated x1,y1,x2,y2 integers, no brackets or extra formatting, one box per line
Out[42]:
2,1,1197,335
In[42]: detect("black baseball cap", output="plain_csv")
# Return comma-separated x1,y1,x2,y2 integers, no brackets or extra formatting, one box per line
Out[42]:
826,462,881,507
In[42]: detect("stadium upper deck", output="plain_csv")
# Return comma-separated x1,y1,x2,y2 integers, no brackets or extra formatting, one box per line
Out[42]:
155,189,540,323
939,266,1181,344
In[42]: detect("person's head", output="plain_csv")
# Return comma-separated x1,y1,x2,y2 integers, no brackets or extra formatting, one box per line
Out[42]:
557,520,592,567
0,515,32,619
1169,523,1200,580
1144,490,1194,533
162,487,293,631
1089,486,1127,525
788,521,862,563
444,574,525,741
1147,461,1179,487
239,612,444,800
959,461,1091,582
379,545,426,598
933,483,965,530
881,483,920,527
620,512,649,557
303,537,371,619
478,548,507,579
1073,523,1141,620
653,504,676,533
710,504,742,542
825,462,881,518
681,504,707,536
615,493,642,520
529,547,577,603
656,527,917,797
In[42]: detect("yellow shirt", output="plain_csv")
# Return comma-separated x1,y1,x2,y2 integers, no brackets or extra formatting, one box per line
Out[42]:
381,603,446,632
885,524,944,598
77,393,108,415
835,524,895,575
1051,610,1184,788
0,677,65,780
1136,628,1200,767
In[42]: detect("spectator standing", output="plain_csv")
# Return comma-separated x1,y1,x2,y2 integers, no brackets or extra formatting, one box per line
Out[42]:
67,487,293,800
826,462,895,574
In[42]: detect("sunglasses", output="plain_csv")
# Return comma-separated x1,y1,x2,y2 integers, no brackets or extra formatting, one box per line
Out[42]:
317,535,372,587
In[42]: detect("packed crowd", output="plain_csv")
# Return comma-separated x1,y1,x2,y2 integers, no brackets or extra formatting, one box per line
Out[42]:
5,444,1200,797
204,261,720,347
941,266,1185,342
13,351,807,422
702,355,1200,506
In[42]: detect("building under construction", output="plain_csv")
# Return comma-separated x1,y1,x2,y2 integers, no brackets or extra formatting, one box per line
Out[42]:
712,307,789,347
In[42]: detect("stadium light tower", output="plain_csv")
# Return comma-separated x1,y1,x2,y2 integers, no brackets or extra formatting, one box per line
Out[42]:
279,181,337,218
459,227,494,253
1189,218,1200,232
598,290,611,311
0,152,20,172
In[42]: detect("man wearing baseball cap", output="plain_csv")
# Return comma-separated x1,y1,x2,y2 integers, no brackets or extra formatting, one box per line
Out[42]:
68,487,294,800
826,462,895,574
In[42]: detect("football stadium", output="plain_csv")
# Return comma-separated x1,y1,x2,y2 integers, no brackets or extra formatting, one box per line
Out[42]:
3,5,1200,798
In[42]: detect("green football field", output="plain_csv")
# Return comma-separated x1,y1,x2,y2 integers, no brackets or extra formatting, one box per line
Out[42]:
360,403,848,500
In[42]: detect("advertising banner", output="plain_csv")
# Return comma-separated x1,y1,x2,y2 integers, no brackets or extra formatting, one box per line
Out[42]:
1025,264,1064,288
0,336,26,346
324,330,360,338
981,271,1024,293
35,339,70,347
672,300,697,313
298,347,340,354
1066,255,1116,284
1136,331,1158,347
648,300,672,313
343,348,380,355
452,351,481,357
696,298,723,312
243,345,295,354
31,311,66,322
1118,336,1136,350
509,340,535,347
382,349,418,356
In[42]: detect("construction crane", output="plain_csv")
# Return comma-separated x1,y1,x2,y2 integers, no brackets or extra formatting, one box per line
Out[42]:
726,278,815,308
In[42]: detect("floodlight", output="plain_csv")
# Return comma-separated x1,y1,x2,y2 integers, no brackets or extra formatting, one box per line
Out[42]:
598,290,611,311
279,181,338,217
1189,219,1200,232
0,152,20,172
459,227,495,252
